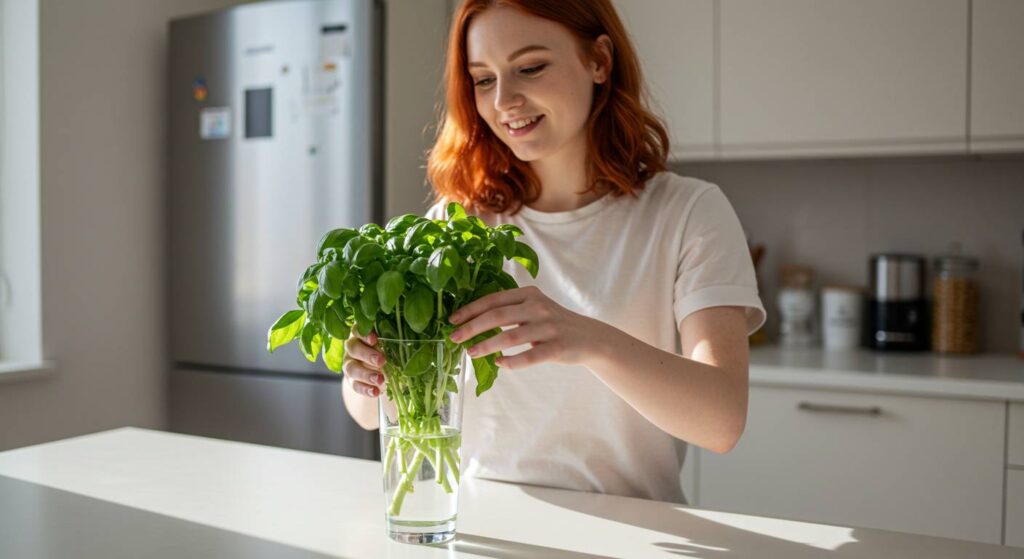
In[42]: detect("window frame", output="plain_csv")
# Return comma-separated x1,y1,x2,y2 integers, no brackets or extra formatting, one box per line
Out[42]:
0,0,50,382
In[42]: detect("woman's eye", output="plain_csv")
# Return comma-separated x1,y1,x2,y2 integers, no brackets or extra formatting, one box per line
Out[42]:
472,64,546,88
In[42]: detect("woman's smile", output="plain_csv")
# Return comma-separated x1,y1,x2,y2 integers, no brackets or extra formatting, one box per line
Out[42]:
504,115,545,137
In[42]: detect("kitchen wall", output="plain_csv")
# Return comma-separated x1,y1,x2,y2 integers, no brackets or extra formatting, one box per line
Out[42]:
0,0,449,451
0,0,249,451
676,155,1024,353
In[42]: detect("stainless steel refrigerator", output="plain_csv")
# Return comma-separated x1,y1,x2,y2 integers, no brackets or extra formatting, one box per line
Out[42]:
166,0,382,460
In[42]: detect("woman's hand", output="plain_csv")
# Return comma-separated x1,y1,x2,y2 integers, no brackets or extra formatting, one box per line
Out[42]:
448,286,611,369
342,328,387,398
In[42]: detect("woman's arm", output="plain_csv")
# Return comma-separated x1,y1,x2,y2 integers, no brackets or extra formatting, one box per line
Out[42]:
448,287,751,453
584,305,749,453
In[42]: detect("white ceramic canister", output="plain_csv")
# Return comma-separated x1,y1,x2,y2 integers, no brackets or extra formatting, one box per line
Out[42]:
821,285,864,350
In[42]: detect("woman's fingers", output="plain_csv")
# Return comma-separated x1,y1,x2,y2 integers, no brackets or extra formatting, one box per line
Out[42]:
450,303,527,344
450,286,535,325
344,334,386,369
465,322,552,357
343,359,385,398
351,379,381,398
356,329,377,346
342,327,387,400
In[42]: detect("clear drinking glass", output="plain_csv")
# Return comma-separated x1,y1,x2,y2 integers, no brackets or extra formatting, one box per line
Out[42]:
376,338,468,545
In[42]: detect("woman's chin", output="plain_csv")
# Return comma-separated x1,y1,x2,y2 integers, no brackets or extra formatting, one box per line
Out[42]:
507,144,546,163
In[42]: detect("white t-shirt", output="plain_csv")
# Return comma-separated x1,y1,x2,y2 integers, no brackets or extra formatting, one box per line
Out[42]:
424,172,765,503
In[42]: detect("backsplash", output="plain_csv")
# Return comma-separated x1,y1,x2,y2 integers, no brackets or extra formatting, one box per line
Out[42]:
673,156,1024,353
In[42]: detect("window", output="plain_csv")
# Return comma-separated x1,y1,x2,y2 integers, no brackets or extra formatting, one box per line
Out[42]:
0,0,45,377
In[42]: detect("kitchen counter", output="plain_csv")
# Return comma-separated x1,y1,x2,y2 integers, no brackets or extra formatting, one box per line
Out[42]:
0,428,1018,558
750,345,1024,401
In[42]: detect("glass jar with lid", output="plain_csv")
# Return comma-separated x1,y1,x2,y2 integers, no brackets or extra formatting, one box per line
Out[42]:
931,244,979,354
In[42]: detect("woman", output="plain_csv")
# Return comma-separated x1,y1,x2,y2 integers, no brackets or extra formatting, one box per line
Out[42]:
341,0,765,504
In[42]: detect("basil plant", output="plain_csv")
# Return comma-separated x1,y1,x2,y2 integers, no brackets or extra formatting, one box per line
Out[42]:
266,202,539,515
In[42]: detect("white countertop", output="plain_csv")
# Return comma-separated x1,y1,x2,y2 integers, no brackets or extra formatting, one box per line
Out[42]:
0,427,1018,558
750,345,1024,401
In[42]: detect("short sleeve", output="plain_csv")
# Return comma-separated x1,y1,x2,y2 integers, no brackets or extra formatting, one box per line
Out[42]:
424,199,447,220
673,186,766,334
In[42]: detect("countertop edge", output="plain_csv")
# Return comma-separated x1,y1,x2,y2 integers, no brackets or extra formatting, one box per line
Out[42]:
750,365,1024,401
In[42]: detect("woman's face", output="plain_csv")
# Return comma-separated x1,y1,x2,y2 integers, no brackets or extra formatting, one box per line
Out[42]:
466,6,608,163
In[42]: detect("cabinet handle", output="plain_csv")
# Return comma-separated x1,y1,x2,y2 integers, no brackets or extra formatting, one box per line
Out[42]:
797,402,882,416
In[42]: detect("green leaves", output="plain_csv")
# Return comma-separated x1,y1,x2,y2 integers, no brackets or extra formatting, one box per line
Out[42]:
322,334,345,372
299,321,322,362
267,310,305,352
446,202,467,221
324,304,348,339
266,201,540,402
512,242,539,278
473,356,499,397
317,228,359,259
426,246,459,292
377,271,405,313
404,343,435,377
404,284,434,333
318,261,345,299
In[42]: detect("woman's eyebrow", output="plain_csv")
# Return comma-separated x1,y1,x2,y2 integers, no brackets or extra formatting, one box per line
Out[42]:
468,45,551,68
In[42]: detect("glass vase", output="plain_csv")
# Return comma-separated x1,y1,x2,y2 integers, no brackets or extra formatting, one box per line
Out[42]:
376,338,468,545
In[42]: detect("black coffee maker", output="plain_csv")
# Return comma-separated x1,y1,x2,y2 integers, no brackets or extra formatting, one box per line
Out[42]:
865,254,929,351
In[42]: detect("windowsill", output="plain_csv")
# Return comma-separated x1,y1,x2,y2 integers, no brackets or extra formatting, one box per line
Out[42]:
0,361,55,383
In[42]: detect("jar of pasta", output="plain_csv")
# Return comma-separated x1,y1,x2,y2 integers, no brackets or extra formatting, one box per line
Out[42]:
931,244,979,354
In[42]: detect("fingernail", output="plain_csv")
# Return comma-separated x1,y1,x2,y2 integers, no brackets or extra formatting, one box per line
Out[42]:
372,373,383,385
374,354,384,366
368,387,377,397
450,312,461,324
450,330,463,342
467,346,479,357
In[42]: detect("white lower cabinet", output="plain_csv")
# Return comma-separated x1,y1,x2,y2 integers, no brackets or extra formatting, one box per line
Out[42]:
1007,470,1024,547
697,385,1005,544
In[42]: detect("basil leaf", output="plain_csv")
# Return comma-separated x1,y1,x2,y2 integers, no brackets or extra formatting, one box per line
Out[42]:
446,202,467,221
473,355,498,396
512,241,539,278
299,321,322,362
324,303,348,339
360,279,380,320
317,228,358,258
404,343,434,377
377,271,405,313
353,242,385,267
321,334,345,373
318,261,344,299
493,230,516,259
426,246,458,292
404,284,434,333
267,309,306,352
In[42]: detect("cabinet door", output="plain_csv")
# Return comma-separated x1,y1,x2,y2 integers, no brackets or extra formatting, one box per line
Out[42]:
719,0,968,158
1008,470,1024,548
613,0,715,159
970,0,1024,153
699,385,1004,544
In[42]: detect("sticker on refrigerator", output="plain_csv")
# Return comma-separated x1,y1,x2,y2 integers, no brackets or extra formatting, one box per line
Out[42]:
320,24,351,59
199,107,231,140
192,77,208,102
303,66,340,116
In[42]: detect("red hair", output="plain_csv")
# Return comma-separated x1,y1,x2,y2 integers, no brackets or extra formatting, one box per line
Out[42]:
426,0,670,215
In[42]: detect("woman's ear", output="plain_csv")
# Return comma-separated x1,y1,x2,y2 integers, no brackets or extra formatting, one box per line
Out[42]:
591,34,613,84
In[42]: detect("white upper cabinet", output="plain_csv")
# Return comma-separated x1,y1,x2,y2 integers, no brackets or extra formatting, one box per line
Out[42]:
970,0,1024,153
718,0,968,158
613,0,715,159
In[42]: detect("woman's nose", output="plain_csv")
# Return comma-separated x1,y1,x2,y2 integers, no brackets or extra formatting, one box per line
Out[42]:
494,79,524,112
